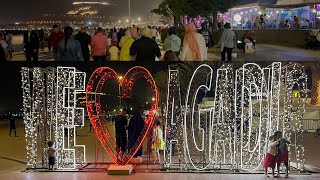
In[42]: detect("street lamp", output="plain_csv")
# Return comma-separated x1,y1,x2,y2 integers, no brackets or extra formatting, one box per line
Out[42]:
128,0,131,22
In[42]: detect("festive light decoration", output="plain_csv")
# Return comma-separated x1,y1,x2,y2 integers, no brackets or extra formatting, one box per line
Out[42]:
164,65,186,169
86,66,158,165
164,62,307,172
21,67,86,170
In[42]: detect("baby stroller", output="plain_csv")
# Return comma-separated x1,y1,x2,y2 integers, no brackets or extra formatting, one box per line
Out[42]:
304,29,320,50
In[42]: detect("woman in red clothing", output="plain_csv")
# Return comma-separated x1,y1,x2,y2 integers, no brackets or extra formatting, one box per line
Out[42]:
263,135,280,178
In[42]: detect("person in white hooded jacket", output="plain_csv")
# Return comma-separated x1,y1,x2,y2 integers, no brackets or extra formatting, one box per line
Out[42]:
163,27,181,58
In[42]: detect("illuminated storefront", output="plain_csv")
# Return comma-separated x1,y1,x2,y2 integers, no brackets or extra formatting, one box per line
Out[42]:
219,1,320,29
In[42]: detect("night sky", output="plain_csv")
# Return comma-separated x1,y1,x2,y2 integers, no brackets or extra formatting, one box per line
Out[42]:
0,62,177,113
0,0,162,24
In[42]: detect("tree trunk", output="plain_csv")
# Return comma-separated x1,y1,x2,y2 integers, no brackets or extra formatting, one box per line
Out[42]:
212,11,218,31
310,64,320,105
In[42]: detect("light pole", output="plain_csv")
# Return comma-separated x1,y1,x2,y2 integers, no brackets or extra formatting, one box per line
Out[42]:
128,0,131,24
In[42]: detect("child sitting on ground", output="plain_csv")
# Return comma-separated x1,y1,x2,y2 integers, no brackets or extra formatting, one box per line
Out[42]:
109,40,119,61
48,141,57,170
263,135,280,178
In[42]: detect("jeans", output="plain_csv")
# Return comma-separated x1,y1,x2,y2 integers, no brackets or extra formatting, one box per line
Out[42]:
93,55,106,61
221,47,233,61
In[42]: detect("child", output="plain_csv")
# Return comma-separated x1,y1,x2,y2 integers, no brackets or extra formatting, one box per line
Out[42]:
152,120,164,164
263,135,280,178
109,40,119,61
48,141,57,170
275,131,290,178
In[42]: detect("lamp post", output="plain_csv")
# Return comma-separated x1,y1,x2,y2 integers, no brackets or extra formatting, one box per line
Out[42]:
128,0,131,24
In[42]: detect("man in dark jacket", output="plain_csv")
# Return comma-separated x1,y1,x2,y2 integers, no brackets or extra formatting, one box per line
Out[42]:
9,115,16,137
128,110,145,157
75,27,91,61
130,27,161,61
23,25,39,61
115,109,128,153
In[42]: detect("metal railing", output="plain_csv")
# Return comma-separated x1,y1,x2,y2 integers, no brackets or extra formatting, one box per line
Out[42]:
303,119,320,132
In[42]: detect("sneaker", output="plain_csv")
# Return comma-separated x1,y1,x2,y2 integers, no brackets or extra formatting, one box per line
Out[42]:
284,174,288,178
265,174,270,178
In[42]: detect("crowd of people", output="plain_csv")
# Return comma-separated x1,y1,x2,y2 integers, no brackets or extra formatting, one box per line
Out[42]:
1,21,238,61
1,20,254,61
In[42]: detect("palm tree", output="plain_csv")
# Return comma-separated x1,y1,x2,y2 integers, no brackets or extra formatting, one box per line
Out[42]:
306,61,320,105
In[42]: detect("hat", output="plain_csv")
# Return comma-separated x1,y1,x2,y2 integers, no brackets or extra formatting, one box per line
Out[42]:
140,27,151,37
224,22,231,29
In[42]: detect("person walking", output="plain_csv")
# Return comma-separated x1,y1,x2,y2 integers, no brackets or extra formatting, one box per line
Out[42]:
180,23,207,61
91,27,109,61
4,30,12,60
75,27,91,61
48,24,64,60
9,115,17,137
119,29,135,60
163,27,181,58
152,120,164,164
216,22,236,61
130,27,161,61
115,109,128,154
128,110,145,157
56,27,83,61
23,25,39,61
0,32,9,60
198,22,213,49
